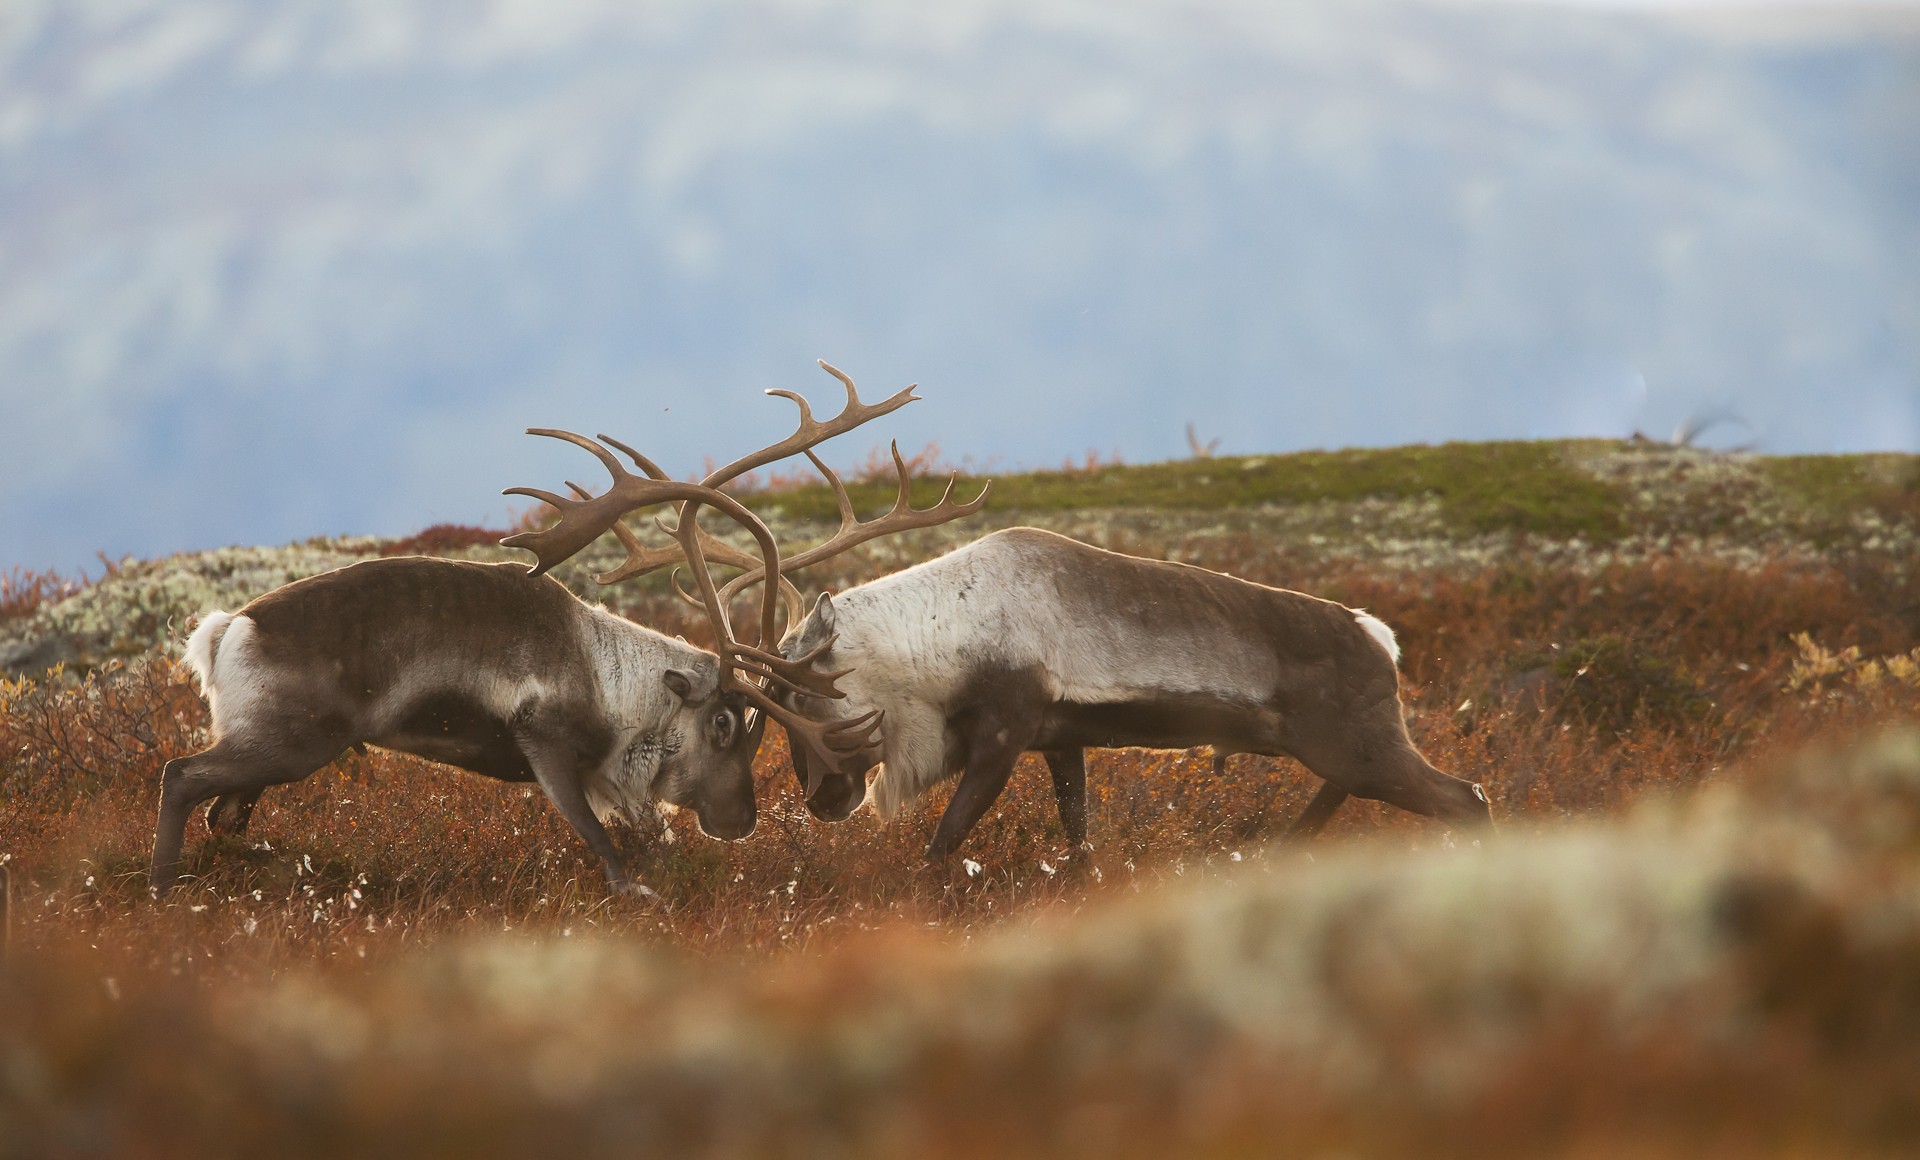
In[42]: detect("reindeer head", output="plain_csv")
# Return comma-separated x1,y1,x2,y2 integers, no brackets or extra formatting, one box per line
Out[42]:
775,592,879,822
650,662,766,840
505,361,986,825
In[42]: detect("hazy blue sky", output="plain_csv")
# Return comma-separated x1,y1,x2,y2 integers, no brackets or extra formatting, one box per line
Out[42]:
3,0,1916,574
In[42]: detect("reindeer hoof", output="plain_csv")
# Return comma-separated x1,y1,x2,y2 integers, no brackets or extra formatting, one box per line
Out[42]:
612,880,662,904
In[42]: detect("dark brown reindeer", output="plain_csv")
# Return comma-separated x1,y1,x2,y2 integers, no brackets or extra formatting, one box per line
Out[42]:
757,526,1492,862
153,363,982,897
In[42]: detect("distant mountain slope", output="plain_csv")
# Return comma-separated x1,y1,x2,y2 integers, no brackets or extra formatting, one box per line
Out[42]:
3,1,1916,574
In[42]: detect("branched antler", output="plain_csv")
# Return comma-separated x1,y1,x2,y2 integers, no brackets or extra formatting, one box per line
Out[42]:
501,428,784,648
701,360,919,488
714,440,988,610
500,362,987,793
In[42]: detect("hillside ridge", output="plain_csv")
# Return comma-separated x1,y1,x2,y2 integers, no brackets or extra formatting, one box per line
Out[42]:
5,439,1915,678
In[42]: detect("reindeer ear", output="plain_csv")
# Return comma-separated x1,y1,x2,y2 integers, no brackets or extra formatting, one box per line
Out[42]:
812,591,836,634
663,670,694,701
664,666,719,703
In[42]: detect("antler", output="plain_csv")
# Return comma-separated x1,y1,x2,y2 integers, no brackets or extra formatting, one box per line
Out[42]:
502,428,733,575
601,513,806,630
501,428,785,648
700,360,919,491
644,362,988,616
713,439,989,611
500,362,987,794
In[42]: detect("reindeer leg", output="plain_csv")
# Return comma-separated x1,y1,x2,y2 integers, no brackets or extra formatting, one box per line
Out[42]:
153,754,212,893
539,776,652,899
926,721,1033,864
153,730,347,894
1041,748,1088,847
518,734,654,900
1284,781,1350,841
206,788,265,836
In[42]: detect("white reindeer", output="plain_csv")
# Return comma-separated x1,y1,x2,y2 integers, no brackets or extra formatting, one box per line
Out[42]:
773,527,1494,860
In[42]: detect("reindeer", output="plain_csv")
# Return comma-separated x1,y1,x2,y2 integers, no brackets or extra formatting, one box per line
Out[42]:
756,526,1493,862
152,363,984,897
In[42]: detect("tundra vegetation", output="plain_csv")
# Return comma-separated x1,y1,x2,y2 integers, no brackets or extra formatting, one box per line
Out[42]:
1,438,1917,1158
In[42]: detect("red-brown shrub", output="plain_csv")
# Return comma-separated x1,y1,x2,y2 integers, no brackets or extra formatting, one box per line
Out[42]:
0,565,88,624
376,524,513,556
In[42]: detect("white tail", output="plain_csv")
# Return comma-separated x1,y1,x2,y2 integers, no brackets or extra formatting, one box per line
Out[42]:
1353,610,1400,666
181,610,236,690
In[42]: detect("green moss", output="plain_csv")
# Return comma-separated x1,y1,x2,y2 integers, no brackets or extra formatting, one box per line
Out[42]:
1760,454,1920,521
752,440,1629,541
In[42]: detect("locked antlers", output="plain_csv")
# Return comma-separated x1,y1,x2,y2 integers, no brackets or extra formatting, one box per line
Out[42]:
501,362,989,794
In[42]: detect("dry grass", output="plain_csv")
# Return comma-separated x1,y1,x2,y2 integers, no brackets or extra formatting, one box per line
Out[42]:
1,498,1918,1156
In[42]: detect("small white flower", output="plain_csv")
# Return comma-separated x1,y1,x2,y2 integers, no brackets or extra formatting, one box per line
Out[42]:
962,859,983,878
